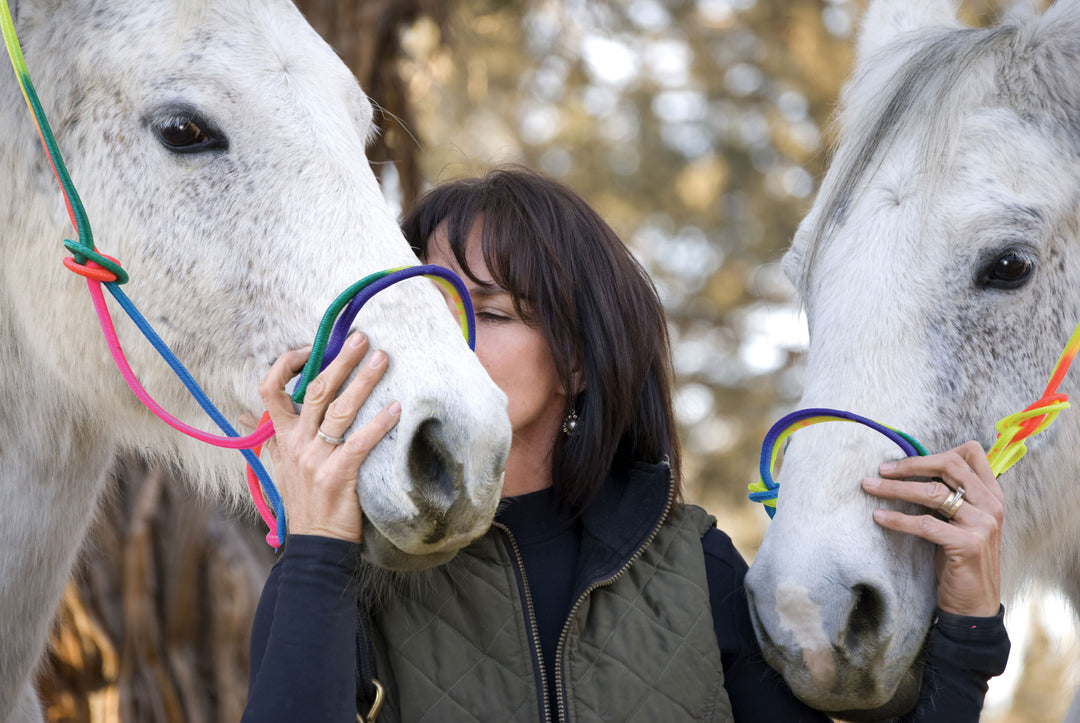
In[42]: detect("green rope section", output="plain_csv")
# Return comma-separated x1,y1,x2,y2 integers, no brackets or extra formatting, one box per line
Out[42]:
291,270,396,404
1,0,126,282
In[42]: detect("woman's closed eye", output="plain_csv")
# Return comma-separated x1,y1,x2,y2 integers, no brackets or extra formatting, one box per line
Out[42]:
477,309,513,323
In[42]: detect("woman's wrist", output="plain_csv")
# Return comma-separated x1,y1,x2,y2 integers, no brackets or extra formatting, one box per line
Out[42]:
285,522,362,543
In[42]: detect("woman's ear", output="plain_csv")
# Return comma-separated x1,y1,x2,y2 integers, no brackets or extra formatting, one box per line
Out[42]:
571,367,585,395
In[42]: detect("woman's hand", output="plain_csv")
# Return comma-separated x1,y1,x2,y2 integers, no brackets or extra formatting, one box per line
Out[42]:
257,332,401,543
861,441,1004,617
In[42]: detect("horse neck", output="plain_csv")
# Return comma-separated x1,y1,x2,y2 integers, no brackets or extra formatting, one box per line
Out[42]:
0,291,119,479
0,359,118,559
0,300,119,722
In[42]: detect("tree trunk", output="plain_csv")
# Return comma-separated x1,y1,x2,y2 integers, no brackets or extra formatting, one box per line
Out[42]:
297,0,451,210
34,2,445,720
37,459,274,723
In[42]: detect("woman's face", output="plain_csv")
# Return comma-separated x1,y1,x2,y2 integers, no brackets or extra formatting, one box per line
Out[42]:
425,221,567,483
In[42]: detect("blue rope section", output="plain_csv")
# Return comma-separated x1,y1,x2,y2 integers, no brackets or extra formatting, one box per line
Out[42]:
105,281,285,544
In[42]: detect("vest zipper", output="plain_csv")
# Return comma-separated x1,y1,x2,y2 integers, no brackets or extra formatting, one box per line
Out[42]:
493,521,553,723
552,481,675,723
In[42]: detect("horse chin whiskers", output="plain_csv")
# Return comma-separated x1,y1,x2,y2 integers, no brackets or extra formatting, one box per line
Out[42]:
359,518,461,573
825,652,926,722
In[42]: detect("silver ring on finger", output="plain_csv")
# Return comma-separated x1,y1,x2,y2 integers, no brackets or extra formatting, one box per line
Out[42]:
936,485,966,521
316,427,346,446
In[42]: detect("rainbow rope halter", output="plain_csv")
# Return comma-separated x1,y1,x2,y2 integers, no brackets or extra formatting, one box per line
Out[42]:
2,1,475,547
749,315,1080,518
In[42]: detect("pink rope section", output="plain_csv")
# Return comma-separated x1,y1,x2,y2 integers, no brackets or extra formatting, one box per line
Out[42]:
247,411,280,547
85,264,275,450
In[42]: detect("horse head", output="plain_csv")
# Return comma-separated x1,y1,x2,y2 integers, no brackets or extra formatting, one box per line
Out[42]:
0,0,511,571
744,0,1080,717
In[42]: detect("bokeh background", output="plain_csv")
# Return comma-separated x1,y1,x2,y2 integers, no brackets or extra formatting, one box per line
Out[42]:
36,1,1078,721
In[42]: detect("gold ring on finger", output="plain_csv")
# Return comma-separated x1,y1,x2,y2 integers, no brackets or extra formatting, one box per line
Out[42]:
936,485,966,521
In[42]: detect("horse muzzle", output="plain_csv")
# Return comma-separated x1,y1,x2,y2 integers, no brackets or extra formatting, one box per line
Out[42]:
744,558,930,716
357,399,510,572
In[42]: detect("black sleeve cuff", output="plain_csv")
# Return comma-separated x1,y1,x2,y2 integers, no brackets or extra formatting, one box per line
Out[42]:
280,533,361,571
928,604,1010,678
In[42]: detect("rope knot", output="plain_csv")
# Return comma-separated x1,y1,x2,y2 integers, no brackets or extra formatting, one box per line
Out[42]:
62,239,128,284
986,393,1070,476
748,478,778,517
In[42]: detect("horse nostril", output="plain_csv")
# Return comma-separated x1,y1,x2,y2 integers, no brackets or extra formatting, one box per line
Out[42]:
407,419,460,512
844,583,887,656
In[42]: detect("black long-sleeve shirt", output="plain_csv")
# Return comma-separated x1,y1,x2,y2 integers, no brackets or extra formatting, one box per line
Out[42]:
244,488,1009,722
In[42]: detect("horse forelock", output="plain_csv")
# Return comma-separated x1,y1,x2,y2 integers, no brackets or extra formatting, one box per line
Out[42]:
794,23,1022,303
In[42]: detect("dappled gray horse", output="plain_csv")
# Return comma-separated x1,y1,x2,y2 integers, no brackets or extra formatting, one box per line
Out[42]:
0,0,511,720
745,0,1080,719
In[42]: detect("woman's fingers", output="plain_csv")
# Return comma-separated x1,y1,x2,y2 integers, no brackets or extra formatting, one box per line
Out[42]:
258,346,312,433
286,401,402,541
253,334,400,542
861,475,973,522
326,401,402,479
868,505,959,548
863,442,1003,617
297,332,370,438
877,441,997,512
868,499,1001,617
954,439,1005,505
319,349,389,441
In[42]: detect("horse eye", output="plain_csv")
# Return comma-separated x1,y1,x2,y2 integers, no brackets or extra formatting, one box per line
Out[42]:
978,250,1034,290
155,112,227,154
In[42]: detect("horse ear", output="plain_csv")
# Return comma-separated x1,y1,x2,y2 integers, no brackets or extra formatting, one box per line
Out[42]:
780,245,803,287
1001,0,1043,22
856,0,962,64
781,215,813,291
1038,0,1080,24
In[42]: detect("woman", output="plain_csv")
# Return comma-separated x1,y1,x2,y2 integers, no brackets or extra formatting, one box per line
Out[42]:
242,168,1008,721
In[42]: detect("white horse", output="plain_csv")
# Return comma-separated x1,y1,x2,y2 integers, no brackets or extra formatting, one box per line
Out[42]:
0,0,512,720
744,0,1080,718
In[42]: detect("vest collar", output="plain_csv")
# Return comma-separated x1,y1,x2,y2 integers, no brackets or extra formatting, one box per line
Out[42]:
572,460,674,599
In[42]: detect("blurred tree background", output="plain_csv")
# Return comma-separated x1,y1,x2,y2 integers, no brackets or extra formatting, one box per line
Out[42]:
35,0,1076,721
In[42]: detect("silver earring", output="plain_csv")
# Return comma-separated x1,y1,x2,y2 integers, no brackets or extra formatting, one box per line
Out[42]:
562,408,579,436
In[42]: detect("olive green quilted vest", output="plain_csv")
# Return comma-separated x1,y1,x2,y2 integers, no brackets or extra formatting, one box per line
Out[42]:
366,504,733,722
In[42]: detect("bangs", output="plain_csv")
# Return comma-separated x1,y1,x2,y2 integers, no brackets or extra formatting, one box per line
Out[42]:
401,166,680,508
409,175,567,326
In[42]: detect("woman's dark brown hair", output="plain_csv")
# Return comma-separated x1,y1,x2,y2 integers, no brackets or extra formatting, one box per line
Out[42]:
402,167,681,508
